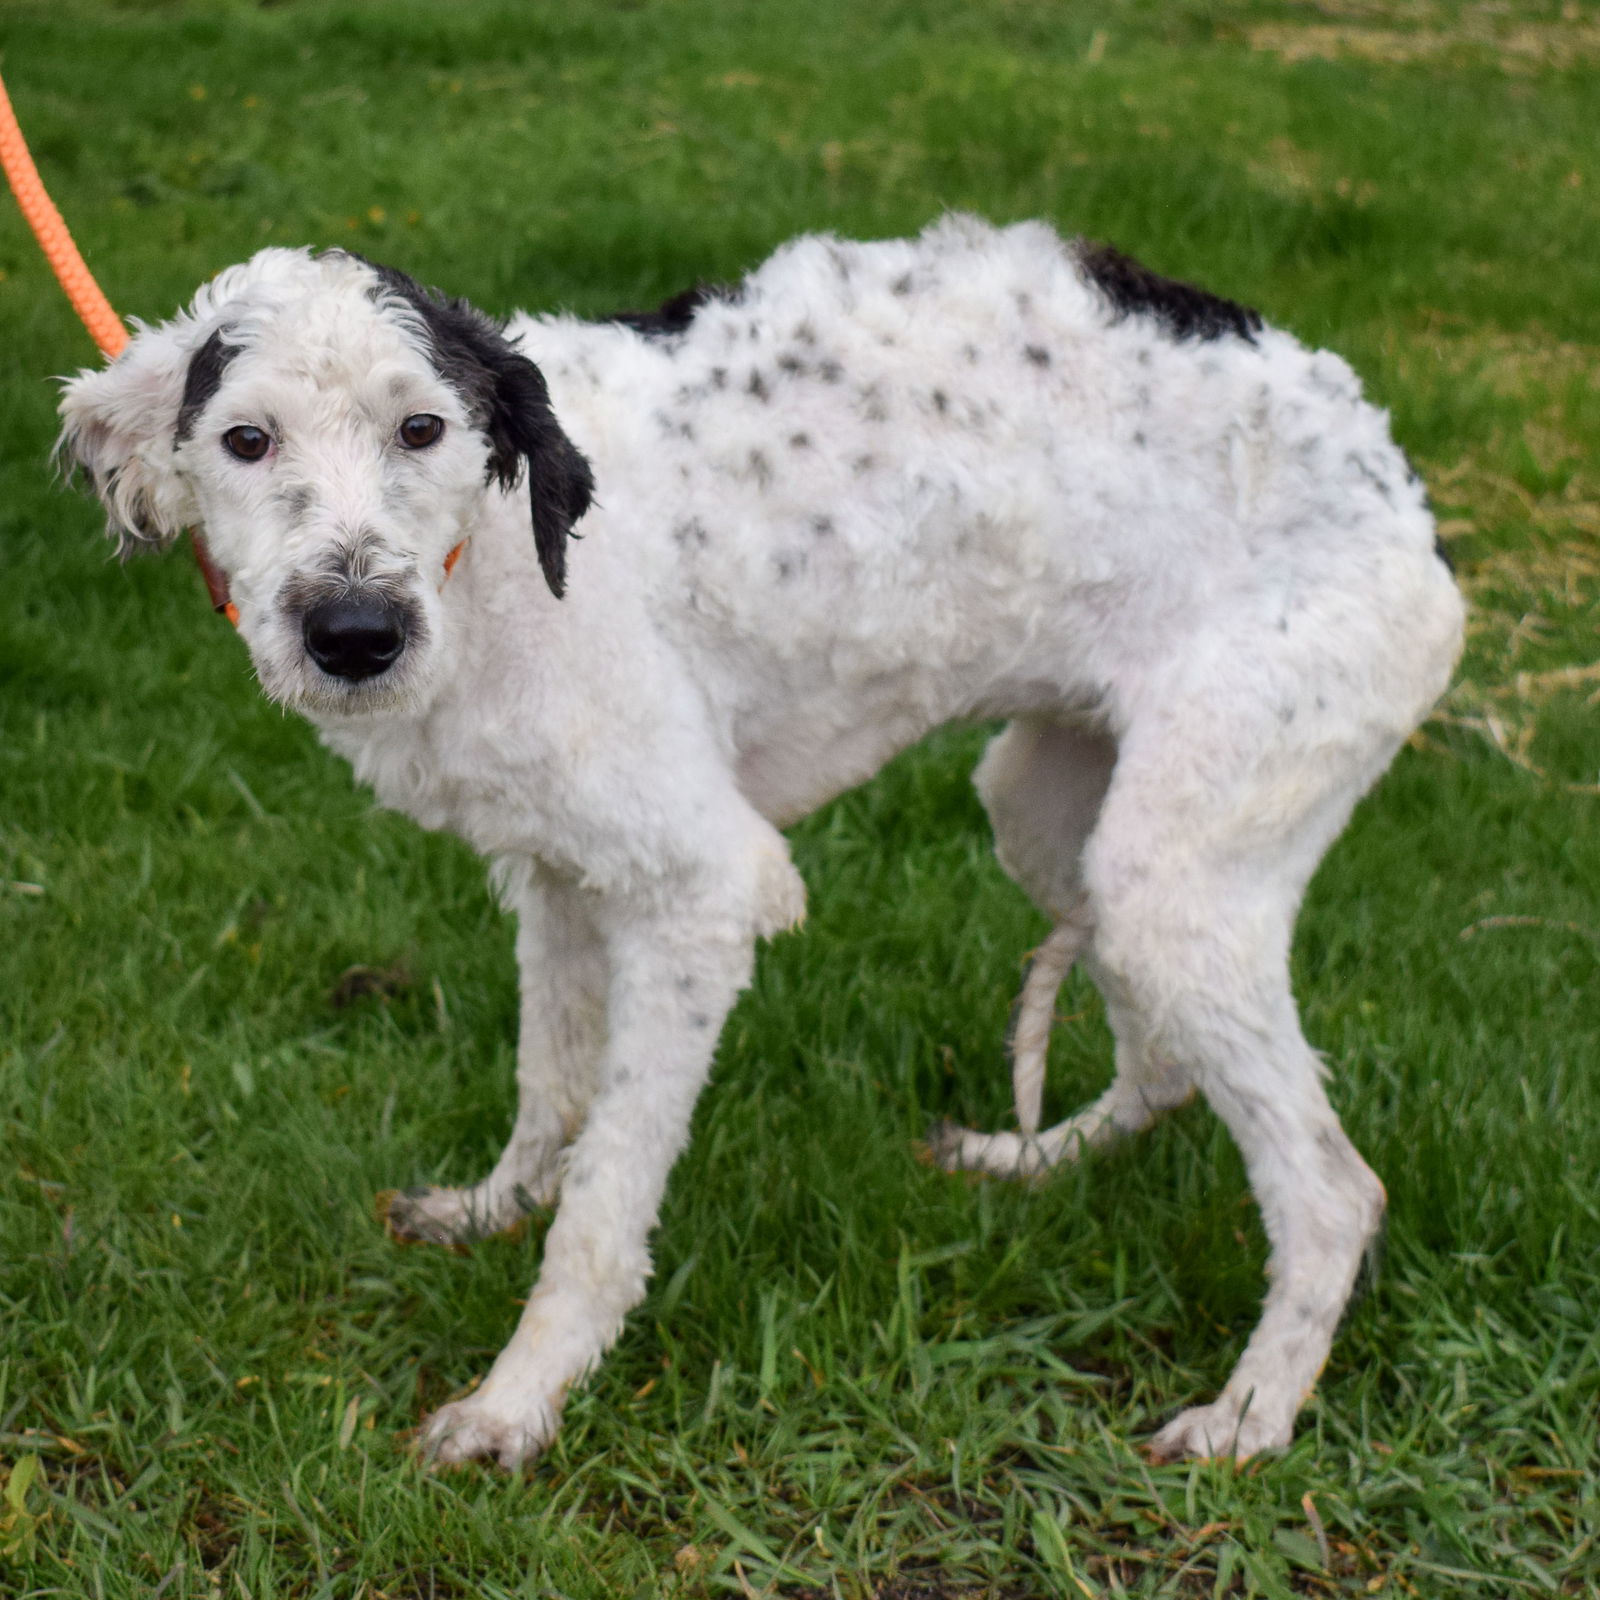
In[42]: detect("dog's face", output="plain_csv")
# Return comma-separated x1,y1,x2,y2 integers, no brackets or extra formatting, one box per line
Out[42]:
59,249,592,718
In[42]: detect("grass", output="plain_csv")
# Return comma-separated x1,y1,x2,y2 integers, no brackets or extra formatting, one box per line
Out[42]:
2,0,1599,1593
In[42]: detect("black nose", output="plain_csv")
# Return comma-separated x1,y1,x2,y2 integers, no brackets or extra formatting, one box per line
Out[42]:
302,596,407,681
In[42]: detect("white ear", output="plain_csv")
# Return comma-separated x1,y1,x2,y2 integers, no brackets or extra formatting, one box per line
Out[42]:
58,316,204,553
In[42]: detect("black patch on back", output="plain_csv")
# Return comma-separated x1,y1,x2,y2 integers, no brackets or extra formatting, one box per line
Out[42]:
606,283,731,339
174,327,241,445
1078,242,1262,344
352,254,595,599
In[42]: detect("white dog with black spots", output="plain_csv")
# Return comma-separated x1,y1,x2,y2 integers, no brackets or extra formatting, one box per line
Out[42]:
60,214,1463,1468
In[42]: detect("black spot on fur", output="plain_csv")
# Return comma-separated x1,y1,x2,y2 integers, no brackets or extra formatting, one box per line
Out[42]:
606,282,730,339
1348,452,1396,504
789,432,811,450
931,389,949,413
810,514,833,536
746,370,770,402
1023,344,1051,368
1078,241,1262,344
818,359,843,383
278,486,314,519
355,255,594,599
746,449,773,490
851,453,875,475
1433,534,1455,573
891,272,913,295
673,517,709,548
777,352,808,376
174,327,241,445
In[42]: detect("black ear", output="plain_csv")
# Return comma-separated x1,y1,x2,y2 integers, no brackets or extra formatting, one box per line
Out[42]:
355,256,595,598
477,344,596,601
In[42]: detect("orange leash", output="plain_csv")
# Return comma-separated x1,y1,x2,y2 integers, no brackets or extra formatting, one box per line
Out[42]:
0,66,243,620
1,67,464,627
0,71,127,359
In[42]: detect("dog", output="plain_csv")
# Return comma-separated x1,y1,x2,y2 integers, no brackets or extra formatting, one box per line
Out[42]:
59,215,1464,1468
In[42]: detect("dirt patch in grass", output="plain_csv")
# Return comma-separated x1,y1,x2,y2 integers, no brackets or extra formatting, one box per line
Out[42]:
1247,3,1600,74
1403,321,1600,789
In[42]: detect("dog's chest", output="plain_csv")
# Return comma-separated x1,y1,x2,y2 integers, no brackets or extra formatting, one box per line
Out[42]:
320,699,550,857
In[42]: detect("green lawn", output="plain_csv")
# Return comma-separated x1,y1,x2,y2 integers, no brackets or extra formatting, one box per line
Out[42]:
2,2,1599,1594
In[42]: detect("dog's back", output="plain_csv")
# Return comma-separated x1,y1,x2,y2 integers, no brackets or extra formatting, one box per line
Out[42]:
517,216,1454,821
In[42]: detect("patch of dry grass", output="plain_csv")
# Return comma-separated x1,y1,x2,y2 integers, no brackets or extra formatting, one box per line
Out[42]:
1248,2,1600,75
1397,321,1600,790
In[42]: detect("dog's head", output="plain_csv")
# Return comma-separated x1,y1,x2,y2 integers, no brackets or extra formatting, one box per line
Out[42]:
58,248,593,717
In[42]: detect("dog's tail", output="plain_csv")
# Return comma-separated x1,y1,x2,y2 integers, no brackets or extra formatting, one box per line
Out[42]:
1008,913,1088,1137
919,910,1092,1181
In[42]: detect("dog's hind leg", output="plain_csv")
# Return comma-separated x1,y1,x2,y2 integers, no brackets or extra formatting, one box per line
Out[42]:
387,865,606,1245
1081,655,1413,1461
930,719,1191,1177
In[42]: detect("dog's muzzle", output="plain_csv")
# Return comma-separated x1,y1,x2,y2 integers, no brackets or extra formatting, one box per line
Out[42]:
302,595,408,681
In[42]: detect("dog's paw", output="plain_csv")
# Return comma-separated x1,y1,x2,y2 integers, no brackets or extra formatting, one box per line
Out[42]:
921,1119,1046,1180
420,1390,561,1471
381,1182,547,1248
379,1186,479,1249
1147,1398,1291,1464
922,1118,970,1172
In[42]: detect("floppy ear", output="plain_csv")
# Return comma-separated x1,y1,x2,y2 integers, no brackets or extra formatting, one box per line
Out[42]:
359,259,595,598
477,341,597,602
57,319,208,555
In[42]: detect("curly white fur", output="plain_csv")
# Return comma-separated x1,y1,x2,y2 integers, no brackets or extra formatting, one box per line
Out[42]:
60,216,1463,1468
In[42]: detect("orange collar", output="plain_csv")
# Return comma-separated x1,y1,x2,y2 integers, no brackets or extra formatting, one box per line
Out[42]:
191,531,238,625
192,533,468,629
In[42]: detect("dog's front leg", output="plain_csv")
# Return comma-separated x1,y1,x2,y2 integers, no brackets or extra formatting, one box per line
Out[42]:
419,876,777,1469
387,864,607,1244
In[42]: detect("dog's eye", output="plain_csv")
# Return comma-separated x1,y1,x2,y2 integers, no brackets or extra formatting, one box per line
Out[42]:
223,425,271,462
398,414,444,450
